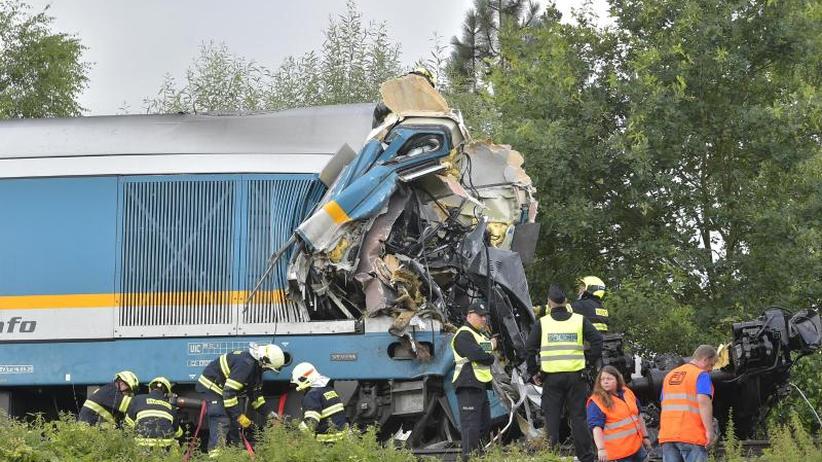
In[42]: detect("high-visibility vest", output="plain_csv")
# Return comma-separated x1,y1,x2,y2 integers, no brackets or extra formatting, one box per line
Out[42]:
540,313,585,373
588,387,643,460
451,326,493,383
658,363,713,446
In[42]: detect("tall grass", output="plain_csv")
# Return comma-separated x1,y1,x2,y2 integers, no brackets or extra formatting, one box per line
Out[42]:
1,413,820,461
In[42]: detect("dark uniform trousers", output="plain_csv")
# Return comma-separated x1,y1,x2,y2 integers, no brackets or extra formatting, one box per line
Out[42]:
203,390,240,450
541,371,595,462
457,387,490,460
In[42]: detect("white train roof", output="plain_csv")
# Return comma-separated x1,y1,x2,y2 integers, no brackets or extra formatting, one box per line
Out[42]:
0,104,375,178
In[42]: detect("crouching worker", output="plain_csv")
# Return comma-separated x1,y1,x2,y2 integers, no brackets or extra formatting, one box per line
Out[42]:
78,370,138,426
291,362,348,443
587,366,652,462
195,343,286,454
126,376,183,449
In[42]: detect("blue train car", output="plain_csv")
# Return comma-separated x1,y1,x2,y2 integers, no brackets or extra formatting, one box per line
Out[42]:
0,105,489,446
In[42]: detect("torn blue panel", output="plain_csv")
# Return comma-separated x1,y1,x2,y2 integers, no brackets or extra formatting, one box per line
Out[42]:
296,124,454,250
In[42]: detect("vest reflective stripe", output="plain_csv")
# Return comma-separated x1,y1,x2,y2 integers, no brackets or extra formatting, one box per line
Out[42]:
450,326,493,383
659,363,712,446
322,402,345,418
539,313,585,373
198,375,223,394
136,409,174,422
83,400,115,424
316,429,346,442
587,387,643,460
223,397,239,408
304,410,322,421
219,355,231,377
135,437,176,447
251,396,266,409
605,415,639,430
119,395,133,414
225,378,244,391
593,323,609,332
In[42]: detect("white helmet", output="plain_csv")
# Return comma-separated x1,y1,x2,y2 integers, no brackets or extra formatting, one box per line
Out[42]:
291,362,321,391
250,344,286,372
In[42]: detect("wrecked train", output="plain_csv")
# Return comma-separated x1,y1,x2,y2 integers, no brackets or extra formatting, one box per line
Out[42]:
0,74,818,450
0,75,540,446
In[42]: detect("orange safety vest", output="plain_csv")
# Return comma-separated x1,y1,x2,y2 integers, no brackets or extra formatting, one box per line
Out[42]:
658,363,713,446
587,387,643,460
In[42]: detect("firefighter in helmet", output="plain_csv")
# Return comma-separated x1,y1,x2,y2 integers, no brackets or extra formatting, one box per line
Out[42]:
78,370,138,426
571,276,609,332
126,376,183,448
196,343,286,453
291,362,348,443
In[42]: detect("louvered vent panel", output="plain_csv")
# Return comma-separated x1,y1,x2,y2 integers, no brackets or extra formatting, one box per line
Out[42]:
242,177,325,324
119,179,235,326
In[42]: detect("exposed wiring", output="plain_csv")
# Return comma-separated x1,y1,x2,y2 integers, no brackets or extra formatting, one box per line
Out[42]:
789,382,822,428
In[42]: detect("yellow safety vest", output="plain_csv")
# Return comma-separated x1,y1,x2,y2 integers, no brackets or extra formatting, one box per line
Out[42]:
451,326,493,383
540,313,585,373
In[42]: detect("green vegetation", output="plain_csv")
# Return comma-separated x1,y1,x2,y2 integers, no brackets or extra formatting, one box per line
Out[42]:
2,414,821,461
144,0,403,113
0,0,89,118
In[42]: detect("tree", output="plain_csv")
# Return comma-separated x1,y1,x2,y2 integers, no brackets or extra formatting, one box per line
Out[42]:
0,0,89,118
146,1,402,113
450,0,540,91
145,42,270,114
490,0,822,353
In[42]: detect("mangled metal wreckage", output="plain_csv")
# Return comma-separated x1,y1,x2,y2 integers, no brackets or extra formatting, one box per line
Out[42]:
260,75,821,448
286,74,539,359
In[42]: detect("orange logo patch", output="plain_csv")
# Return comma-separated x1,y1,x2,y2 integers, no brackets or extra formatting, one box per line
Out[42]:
668,371,687,385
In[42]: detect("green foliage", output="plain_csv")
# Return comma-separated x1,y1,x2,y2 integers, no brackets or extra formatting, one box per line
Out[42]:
759,414,822,462
768,354,822,432
0,0,89,118
449,0,540,92
487,0,822,355
0,415,420,462
145,1,402,113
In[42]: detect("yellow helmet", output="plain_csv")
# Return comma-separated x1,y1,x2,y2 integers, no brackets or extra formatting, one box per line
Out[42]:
148,376,173,394
114,370,139,390
291,362,321,391
579,276,606,299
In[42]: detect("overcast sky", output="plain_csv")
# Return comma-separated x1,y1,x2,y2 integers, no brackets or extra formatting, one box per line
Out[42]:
27,1,608,116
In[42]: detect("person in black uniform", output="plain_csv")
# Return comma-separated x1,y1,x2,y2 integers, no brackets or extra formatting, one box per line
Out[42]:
451,300,497,461
290,362,348,442
195,343,286,453
125,376,183,448
570,276,609,333
525,285,602,462
78,370,138,426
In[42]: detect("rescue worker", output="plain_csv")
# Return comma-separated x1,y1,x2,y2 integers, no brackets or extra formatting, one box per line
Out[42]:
571,276,609,332
451,300,496,461
659,345,718,462
525,284,602,462
195,343,286,453
78,370,138,426
587,366,652,462
290,362,348,442
372,67,436,128
125,376,183,449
